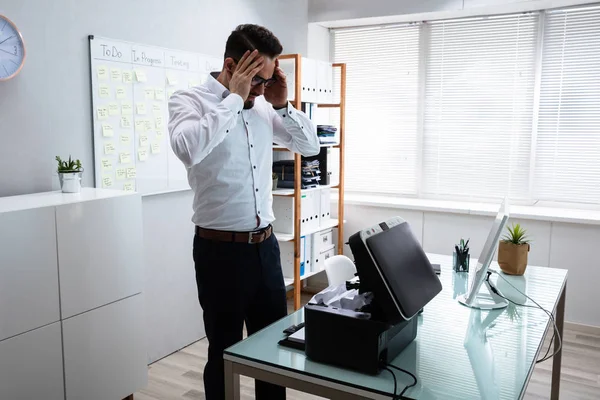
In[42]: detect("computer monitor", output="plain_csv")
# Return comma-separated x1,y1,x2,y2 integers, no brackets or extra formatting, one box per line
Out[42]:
458,199,510,310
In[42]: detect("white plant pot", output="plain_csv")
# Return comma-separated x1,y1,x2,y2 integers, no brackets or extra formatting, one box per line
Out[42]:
59,171,82,193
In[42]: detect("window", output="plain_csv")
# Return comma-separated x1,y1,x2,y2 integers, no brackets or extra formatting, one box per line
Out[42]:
333,25,420,195
332,4,600,206
534,6,600,204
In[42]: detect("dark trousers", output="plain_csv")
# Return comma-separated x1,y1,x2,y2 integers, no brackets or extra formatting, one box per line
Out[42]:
193,231,288,400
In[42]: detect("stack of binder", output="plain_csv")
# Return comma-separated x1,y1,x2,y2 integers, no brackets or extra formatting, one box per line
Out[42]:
317,125,338,145
273,160,321,189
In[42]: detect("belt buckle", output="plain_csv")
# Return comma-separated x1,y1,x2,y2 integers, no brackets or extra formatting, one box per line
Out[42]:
248,231,256,244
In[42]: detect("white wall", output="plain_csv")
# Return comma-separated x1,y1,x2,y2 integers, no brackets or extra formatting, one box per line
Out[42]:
0,0,309,363
335,203,600,327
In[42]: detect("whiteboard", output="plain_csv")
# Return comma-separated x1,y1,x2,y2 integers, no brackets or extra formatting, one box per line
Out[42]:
88,35,222,195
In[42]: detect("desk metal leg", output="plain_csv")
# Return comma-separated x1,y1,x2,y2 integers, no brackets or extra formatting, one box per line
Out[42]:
551,283,566,400
225,359,241,400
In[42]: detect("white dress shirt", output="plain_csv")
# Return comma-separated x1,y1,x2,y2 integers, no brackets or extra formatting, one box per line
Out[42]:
168,74,320,231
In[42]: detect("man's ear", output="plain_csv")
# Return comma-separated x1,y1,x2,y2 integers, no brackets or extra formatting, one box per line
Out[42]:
224,57,236,75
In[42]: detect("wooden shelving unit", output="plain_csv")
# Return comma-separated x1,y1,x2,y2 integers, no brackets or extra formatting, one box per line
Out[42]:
277,54,346,310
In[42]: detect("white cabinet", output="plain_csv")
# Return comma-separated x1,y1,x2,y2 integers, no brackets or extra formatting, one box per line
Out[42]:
63,294,147,400
301,57,318,103
278,57,334,104
56,195,143,318
317,60,334,104
0,207,60,341
273,191,320,235
0,323,65,400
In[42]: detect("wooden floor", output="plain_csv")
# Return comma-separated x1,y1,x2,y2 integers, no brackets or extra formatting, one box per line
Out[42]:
136,299,600,400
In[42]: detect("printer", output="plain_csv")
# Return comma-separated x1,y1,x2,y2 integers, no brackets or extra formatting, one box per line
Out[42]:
304,217,442,375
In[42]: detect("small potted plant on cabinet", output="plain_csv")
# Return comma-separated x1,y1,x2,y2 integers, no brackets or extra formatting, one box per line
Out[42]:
56,155,83,193
498,223,530,276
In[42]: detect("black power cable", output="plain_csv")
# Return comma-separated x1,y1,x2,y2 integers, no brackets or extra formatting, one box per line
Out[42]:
388,364,418,397
382,366,399,400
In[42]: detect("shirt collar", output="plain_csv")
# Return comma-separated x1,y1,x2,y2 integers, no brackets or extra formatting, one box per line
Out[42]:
207,72,230,99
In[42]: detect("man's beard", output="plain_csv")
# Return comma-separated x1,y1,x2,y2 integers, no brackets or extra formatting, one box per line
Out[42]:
243,100,255,109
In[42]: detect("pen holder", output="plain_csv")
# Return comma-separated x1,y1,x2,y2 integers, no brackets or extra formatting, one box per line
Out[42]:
453,252,470,272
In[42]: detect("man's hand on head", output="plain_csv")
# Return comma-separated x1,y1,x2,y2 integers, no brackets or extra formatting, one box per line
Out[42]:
228,50,264,101
264,59,288,109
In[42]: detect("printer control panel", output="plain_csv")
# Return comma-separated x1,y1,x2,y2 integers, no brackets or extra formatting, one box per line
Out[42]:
359,216,405,242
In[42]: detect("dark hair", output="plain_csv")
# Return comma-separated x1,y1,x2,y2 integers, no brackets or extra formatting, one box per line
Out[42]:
224,24,283,61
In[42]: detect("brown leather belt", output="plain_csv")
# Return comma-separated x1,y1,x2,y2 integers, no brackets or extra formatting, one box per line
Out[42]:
195,225,273,244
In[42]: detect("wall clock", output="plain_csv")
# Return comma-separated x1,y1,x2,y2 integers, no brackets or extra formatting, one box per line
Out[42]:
0,15,26,81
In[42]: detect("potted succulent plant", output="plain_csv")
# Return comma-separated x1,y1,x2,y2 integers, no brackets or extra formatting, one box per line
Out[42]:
498,223,530,276
272,172,278,190
453,238,470,272
56,155,83,193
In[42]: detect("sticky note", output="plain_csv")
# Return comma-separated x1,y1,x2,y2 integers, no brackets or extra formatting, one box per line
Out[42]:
119,152,131,164
138,148,148,161
101,158,112,170
136,103,147,115
122,103,133,115
111,68,122,82
155,130,163,139
123,182,135,192
155,88,165,100
155,116,164,129
166,73,178,86
135,120,146,133
152,104,162,115
145,88,155,100
134,69,147,82
144,119,153,131
102,175,113,188
97,66,108,80
102,124,114,137
139,134,149,147
99,84,110,98
121,116,132,129
116,168,127,180
116,86,126,99
108,102,120,116
151,141,161,154
120,134,130,145
126,167,137,178
97,106,108,120
104,142,116,155
122,70,133,83
167,90,175,98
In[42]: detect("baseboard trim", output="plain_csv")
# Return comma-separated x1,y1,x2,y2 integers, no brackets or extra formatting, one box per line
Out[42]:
565,321,600,336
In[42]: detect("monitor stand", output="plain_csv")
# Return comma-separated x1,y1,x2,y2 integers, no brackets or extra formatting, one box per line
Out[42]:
458,272,508,310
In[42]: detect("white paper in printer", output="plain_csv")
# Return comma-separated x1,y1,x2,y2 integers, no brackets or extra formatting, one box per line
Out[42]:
308,281,374,315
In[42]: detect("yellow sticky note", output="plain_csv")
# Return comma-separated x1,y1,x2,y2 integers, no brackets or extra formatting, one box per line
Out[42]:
144,119,153,132
126,167,137,178
121,116,132,129
120,134,130,145
102,124,114,137
139,134,149,147
104,142,116,155
122,103,133,115
134,69,147,82
123,182,135,192
97,66,108,80
102,175,113,188
155,88,165,100
166,73,178,86
135,120,146,133
119,152,131,164
155,130,163,139
151,141,161,154
99,84,110,98
111,68,122,82
116,86,126,99
97,106,108,120
152,104,162,115
138,149,148,161
155,116,164,129
122,70,133,83
101,158,112,170
108,102,120,116
136,103,147,115
145,88,155,100
116,168,127,180
167,90,175,98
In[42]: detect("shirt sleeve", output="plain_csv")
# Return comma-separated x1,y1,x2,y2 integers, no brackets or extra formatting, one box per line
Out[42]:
272,102,320,157
168,90,244,168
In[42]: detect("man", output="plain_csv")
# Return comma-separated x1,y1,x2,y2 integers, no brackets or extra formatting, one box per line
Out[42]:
168,24,319,400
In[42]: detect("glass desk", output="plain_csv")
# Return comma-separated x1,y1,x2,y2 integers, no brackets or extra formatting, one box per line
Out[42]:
224,254,567,399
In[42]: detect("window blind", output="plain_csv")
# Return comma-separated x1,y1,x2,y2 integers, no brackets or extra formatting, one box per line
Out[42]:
534,6,600,204
333,25,420,195
422,14,539,201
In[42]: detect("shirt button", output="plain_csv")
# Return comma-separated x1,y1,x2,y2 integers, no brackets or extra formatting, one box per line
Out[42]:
283,115,286,118
246,121,249,125
238,111,240,114
253,166,256,169
226,130,229,133
255,188,259,192
250,144,253,148
258,211,261,215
